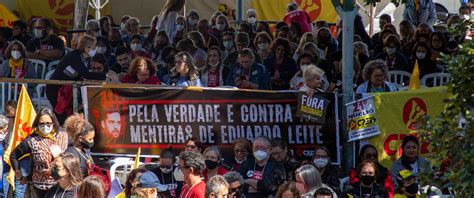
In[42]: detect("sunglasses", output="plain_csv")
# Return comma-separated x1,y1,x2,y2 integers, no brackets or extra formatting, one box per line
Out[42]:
38,122,53,127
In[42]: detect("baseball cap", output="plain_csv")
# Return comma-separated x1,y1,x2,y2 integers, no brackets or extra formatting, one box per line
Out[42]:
138,171,168,192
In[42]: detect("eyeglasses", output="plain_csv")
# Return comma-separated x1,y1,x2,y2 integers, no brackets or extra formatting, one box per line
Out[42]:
234,149,248,154
38,122,53,127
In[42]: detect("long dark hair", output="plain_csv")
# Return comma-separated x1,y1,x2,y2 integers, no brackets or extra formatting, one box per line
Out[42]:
401,135,420,170
32,108,60,132
357,144,388,181
159,0,185,18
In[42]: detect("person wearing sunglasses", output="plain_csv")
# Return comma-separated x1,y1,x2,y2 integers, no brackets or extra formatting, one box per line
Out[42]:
349,144,394,198
10,108,68,197
149,148,180,198
223,171,245,198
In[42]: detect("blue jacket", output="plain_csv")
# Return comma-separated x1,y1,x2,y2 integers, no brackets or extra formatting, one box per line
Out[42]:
403,0,436,27
225,62,271,90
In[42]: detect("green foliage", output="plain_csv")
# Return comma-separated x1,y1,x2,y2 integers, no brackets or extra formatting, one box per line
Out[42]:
419,20,474,197
363,0,408,7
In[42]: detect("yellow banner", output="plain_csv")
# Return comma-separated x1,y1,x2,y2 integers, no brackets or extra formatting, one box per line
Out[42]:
4,85,36,190
252,0,338,23
368,87,449,168
0,3,18,28
16,0,110,33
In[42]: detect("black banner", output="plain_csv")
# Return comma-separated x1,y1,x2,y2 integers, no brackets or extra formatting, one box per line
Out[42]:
84,86,341,164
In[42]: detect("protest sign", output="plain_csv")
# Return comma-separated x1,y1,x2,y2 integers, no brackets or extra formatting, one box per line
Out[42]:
83,86,341,164
346,96,380,142
296,92,330,124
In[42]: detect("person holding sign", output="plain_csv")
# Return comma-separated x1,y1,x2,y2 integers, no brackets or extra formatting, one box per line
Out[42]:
299,65,324,96
238,136,286,198
356,60,399,93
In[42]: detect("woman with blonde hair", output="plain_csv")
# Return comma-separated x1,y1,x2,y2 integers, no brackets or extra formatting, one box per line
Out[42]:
64,114,96,177
45,153,83,198
121,57,160,84
79,176,106,198
164,51,202,86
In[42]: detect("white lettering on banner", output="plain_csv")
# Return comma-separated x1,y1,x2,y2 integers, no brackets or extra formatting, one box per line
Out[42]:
130,125,192,143
199,125,215,143
301,95,325,110
288,125,323,144
240,104,293,123
227,105,234,122
128,105,160,123
220,125,281,143
163,104,222,123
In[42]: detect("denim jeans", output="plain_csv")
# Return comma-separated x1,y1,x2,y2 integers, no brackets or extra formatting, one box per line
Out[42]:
2,172,27,198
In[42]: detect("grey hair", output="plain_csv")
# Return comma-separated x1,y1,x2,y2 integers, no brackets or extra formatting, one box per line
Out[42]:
179,151,205,174
205,175,229,198
223,171,244,185
362,60,388,81
0,115,8,129
295,165,322,195
203,146,222,162
246,9,256,16
253,136,271,147
86,20,100,30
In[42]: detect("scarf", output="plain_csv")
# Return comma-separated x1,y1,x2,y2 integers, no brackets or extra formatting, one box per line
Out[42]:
8,58,24,78
34,127,57,141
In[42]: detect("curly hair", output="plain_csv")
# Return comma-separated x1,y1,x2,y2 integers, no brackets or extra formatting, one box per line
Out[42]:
127,57,158,79
362,60,388,81
270,37,293,58
179,151,205,174
63,114,94,144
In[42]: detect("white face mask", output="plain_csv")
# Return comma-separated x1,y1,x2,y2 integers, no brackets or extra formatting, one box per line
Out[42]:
223,41,233,49
258,43,269,51
38,124,53,135
160,167,173,174
176,24,184,31
120,23,126,29
253,150,268,161
313,158,329,168
248,17,256,24
88,48,97,57
416,52,426,60
209,61,220,67
11,50,22,59
173,168,184,181
300,64,308,72
386,47,397,55
96,47,107,54
34,28,44,39
216,24,225,31
187,18,197,26
235,157,246,164
462,14,470,20
131,43,142,51
0,133,7,141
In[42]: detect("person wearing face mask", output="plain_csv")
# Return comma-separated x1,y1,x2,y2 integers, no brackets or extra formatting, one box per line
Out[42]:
44,153,83,198
221,32,235,61
47,35,111,124
349,144,394,198
148,149,179,198
10,108,68,197
202,146,228,182
238,136,286,198
343,161,389,198
26,18,65,61
0,41,36,79
223,138,252,172
178,151,206,198
200,47,230,87
129,34,151,59
63,114,96,177
409,41,439,81
186,10,200,32
246,9,257,31
211,15,232,40
391,136,431,191
374,35,409,72
311,146,340,194
254,32,273,61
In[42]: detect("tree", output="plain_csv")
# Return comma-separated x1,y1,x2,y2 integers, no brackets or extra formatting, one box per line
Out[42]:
419,20,473,197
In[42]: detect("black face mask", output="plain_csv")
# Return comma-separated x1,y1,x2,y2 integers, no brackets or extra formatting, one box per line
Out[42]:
360,175,375,186
80,140,94,149
205,160,219,170
405,183,419,195
51,166,62,180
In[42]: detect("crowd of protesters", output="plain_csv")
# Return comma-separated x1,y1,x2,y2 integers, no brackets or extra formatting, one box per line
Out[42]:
0,0,471,197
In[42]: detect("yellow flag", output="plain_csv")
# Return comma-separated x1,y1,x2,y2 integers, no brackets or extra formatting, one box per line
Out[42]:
4,85,36,190
252,0,338,23
409,60,420,90
0,3,18,27
133,147,141,169
115,191,126,198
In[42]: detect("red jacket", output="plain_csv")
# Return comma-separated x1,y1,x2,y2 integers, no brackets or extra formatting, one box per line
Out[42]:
202,166,228,182
121,74,161,85
349,168,394,198
283,10,312,33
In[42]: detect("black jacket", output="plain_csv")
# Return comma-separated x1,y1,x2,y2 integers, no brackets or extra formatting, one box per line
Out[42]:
343,182,389,198
50,50,106,81
238,158,286,198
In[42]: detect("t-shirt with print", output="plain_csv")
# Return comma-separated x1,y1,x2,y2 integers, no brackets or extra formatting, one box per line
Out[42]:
26,35,65,57
207,70,219,87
